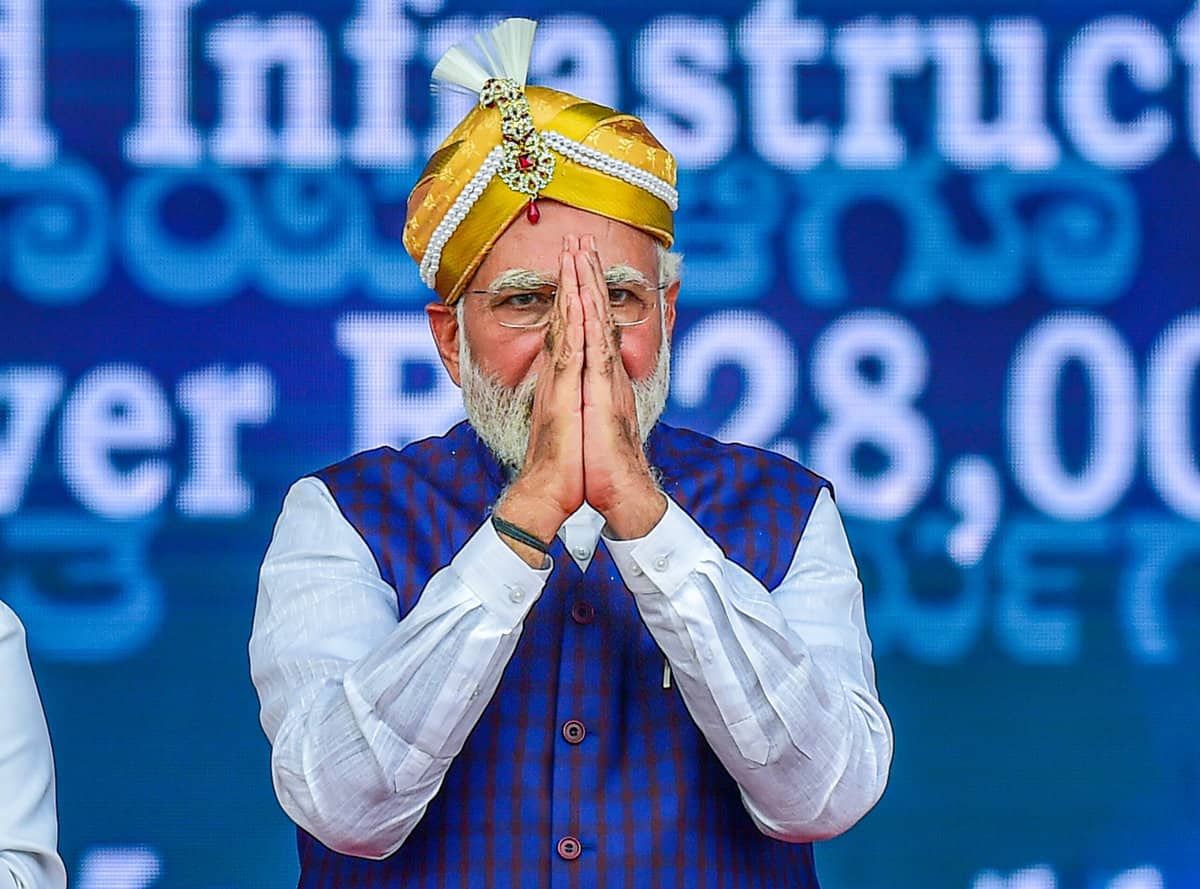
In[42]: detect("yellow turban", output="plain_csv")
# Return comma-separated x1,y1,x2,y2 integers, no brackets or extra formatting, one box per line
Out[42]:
403,21,678,305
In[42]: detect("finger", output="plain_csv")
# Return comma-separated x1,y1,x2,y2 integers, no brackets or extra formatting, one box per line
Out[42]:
581,238,623,357
527,348,551,401
556,242,585,456
576,249,620,380
554,235,571,318
590,243,627,360
577,259,616,426
559,243,585,370
538,236,565,354
577,236,607,323
543,305,563,357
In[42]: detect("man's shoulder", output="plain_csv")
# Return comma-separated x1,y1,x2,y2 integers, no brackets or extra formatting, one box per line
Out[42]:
653,423,831,494
308,422,503,516
313,422,478,481
655,425,832,581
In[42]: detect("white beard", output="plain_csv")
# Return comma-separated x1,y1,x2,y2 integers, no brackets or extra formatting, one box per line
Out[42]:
460,329,671,471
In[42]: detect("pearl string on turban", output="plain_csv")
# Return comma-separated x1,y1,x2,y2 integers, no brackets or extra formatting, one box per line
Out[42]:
403,17,679,305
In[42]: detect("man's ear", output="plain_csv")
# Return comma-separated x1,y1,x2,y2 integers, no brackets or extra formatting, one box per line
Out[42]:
426,301,462,387
662,280,680,340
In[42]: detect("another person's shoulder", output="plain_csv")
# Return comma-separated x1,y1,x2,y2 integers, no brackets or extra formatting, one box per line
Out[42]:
0,600,37,699
0,599,25,647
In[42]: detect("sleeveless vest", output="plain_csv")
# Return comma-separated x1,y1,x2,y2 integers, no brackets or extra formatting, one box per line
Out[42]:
306,421,829,889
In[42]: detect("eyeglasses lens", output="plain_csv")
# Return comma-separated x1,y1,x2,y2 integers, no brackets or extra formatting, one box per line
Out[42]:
487,286,657,329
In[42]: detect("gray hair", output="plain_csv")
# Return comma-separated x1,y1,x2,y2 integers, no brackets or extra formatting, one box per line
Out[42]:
657,243,683,291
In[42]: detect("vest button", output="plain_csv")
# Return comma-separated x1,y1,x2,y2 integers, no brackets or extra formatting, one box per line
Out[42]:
557,835,582,861
562,719,586,744
570,601,595,624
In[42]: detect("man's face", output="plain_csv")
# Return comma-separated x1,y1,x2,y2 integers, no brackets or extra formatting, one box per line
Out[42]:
427,202,680,467
432,201,677,388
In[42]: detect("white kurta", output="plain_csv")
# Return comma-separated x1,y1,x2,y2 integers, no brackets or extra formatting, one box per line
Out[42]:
0,601,67,889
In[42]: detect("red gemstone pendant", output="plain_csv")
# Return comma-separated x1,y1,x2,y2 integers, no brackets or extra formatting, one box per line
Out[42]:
526,200,540,223
518,155,533,170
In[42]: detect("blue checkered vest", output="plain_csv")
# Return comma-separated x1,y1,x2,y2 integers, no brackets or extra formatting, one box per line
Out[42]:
307,421,830,889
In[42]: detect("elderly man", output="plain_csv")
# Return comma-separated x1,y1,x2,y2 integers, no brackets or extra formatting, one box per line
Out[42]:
251,18,891,888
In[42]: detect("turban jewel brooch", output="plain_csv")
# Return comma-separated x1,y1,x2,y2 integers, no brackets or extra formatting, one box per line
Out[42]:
432,19,555,225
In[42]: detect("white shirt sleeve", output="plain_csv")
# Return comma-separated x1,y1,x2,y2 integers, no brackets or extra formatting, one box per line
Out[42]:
0,602,68,889
249,476,551,859
603,488,893,841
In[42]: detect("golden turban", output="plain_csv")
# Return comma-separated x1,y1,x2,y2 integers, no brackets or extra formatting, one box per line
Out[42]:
403,20,678,305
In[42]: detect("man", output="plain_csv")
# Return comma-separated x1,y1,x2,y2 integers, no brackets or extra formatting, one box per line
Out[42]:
251,18,891,888
0,601,68,889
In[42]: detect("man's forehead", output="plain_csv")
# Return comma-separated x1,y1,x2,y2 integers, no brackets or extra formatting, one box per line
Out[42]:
491,204,656,252
488,262,653,283
465,202,660,292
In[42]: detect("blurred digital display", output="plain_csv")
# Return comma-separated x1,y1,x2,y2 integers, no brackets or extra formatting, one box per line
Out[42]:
2,1,1198,887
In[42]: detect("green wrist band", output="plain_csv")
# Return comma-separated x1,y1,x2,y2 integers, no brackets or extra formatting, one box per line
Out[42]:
492,515,551,555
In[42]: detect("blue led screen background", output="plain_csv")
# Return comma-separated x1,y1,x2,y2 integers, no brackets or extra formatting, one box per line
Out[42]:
2,0,1199,887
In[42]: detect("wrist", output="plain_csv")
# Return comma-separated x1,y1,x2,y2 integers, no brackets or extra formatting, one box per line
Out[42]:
601,481,667,540
490,514,551,569
495,481,570,544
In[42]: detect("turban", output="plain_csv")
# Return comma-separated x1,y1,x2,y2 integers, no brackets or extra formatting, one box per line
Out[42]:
403,18,678,305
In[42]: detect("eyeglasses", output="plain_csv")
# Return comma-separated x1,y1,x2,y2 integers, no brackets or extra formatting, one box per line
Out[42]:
467,283,664,329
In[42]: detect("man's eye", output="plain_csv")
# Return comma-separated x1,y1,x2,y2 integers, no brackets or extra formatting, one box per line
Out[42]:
503,292,546,309
607,288,635,306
